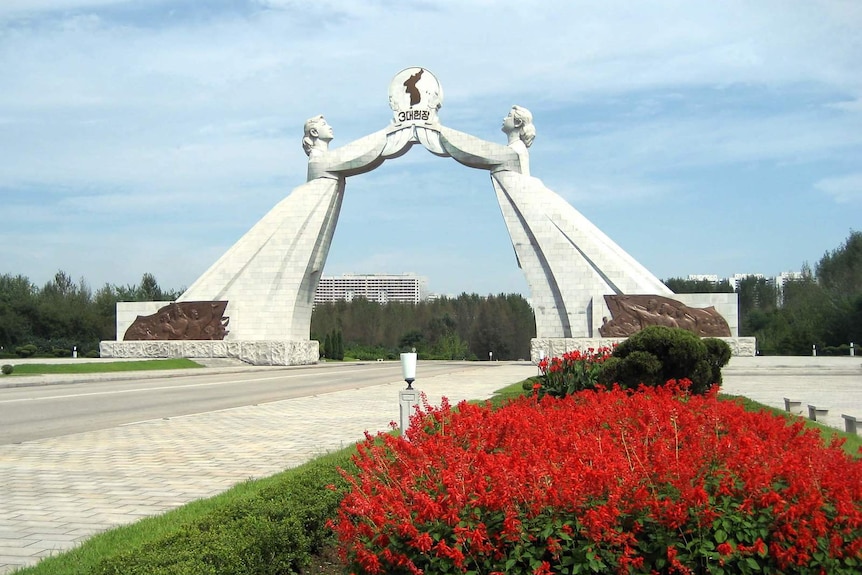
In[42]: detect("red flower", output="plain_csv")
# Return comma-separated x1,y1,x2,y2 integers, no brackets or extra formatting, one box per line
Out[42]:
412,532,433,553
332,382,862,575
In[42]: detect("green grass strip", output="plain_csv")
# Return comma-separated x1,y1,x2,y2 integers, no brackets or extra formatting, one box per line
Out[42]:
13,446,357,575
4,359,203,375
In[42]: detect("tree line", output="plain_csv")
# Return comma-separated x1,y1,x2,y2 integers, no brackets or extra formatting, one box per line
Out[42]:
665,231,862,355
0,271,181,358
311,293,536,361
0,269,535,360
1,231,858,359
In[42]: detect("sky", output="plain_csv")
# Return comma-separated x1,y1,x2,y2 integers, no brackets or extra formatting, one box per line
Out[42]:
2,0,860,298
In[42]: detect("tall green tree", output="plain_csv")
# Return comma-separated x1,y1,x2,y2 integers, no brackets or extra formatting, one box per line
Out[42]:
815,230,862,346
0,270,183,356
816,231,862,295
0,274,37,351
310,293,535,360
663,277,734,293
736,275,778,334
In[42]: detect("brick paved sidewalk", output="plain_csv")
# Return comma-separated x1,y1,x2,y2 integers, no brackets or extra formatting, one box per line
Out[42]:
0,363,535,574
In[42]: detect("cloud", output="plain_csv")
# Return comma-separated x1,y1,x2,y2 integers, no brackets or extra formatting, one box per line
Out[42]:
1,0,861,292
0,0,130,16
815,173,862,203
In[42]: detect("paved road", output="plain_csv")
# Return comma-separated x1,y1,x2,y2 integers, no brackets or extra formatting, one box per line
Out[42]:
0,361,476,444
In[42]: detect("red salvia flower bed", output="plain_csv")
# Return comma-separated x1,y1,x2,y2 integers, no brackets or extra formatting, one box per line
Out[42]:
331,382,862,574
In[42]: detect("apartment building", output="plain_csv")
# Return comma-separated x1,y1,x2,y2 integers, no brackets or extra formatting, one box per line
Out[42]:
314,273,426,305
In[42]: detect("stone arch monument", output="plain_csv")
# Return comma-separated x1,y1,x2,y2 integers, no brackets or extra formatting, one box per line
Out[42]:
102,68,752,365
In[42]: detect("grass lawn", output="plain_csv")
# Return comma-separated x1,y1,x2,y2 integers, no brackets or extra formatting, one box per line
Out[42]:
1,358,203,376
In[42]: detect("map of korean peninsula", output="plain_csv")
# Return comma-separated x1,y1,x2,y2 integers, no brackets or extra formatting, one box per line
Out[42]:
403,68,424,105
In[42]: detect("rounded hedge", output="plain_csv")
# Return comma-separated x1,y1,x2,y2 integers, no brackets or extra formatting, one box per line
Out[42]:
598,326,731,394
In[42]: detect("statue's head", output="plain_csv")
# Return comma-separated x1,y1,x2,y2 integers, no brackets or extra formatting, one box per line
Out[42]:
502,105,536,148
302,115,334,156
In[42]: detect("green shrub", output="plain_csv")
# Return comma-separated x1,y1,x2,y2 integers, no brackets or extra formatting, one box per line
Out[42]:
598,326,726,394
53,347,70,357
822,344,854,356
85,349,101,358
15,344,37,358
343,344,396,361
703,337,732,384
600,350,661,388
1,364,13,375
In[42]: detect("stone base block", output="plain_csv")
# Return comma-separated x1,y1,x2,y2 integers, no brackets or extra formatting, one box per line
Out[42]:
531,336,757,364
99,340,320,366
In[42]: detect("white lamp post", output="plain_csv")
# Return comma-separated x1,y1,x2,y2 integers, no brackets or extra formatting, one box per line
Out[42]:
401,351,417,389
399,351,419,437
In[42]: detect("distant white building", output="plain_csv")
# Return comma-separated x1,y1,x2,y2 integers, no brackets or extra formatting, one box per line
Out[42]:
314,273,427,305
775,271,805,287
687,274,720,283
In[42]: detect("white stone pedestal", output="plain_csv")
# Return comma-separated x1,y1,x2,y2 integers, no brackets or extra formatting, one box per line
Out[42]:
99,340,319,366
399,388,420,437
530,336,757,364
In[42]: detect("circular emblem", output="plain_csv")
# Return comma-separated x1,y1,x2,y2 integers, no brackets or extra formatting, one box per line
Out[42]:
388,67,443,125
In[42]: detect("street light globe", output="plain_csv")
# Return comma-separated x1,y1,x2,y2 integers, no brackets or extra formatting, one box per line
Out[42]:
400,352,417,389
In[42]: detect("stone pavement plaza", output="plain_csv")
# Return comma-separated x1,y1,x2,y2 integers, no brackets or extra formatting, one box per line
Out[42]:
0,362,535,573
720,355,862,431
1,357,860,573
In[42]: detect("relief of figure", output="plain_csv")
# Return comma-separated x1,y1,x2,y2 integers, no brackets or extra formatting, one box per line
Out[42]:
124,302,229,341
185,303,220,339
600,295,730,338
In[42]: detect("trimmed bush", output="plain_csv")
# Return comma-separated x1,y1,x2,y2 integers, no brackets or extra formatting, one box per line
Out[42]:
704,337,732,384
15,344,37,358
598,326,727,394
1,364,13,375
